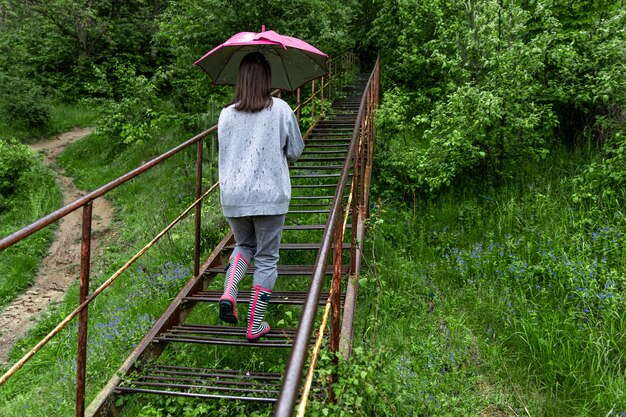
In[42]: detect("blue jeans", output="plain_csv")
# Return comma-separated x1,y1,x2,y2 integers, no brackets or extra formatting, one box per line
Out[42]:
226,214,285,290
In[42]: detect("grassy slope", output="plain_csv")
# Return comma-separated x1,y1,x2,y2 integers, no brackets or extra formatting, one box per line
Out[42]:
0,103,100,309
319,145,624,417
0,102,100,143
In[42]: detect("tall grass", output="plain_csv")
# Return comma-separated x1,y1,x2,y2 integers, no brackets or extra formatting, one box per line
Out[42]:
325,145,625,416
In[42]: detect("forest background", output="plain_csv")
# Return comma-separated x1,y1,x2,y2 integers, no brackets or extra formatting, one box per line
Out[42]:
0,0,625,416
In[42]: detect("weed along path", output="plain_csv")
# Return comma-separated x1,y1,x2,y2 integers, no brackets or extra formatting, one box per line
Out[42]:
0,127,114,361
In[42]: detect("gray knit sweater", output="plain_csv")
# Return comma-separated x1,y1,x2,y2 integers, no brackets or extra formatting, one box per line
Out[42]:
218,97,304,217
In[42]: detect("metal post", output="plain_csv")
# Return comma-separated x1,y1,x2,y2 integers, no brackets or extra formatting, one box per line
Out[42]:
320,76,325,116
76,202,92,417
296,88,301,124
365,85,372,201
211,133,216,185
311,80,315,126
194,138,203,277
331,207,343,352
359,108,367,209
350,145,360,274
328,67,332,104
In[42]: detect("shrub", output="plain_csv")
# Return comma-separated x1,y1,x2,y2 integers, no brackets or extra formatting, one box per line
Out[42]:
0,138,36,212
0,76,51,129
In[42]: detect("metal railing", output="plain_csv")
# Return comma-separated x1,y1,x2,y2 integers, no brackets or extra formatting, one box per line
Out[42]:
275,54,380,416
0,52,358,417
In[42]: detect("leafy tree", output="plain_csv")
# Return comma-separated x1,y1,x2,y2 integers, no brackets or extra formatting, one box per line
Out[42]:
369,0,626,197
0,0,168,97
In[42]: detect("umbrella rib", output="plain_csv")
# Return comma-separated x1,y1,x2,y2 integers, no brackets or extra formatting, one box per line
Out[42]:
280,51,294,91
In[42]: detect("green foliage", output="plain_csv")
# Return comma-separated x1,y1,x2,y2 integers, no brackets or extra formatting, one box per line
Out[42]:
0,138,36,211
369,0,626,197
572,131,626,213
0,0,168,97
0,76,51,129
92,62,170,148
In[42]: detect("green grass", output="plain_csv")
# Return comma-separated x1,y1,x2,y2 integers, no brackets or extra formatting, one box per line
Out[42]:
47,102,101,134
321,145,625,416
0,101,100,143
0,157,62,309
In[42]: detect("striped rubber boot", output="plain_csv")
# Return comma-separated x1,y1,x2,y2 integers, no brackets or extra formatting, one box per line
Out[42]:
246,284,272,342
219,253,250,324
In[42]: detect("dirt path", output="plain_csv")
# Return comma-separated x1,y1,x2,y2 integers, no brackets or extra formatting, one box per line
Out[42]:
0,127,115,362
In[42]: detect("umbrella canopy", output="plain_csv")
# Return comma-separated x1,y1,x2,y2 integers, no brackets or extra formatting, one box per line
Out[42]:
194,29,328,91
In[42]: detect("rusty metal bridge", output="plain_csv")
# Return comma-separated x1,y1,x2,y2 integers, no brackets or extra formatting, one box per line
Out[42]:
0,54,379,416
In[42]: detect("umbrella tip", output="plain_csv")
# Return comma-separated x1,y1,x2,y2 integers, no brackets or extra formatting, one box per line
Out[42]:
261,24,266,32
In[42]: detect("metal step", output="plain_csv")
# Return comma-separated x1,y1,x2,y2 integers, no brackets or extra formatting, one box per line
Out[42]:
183,290,345,305
315,121,355,125
297,157,346,162
153,324,309,348
300,150,347,155
282,224,352,230
291,183,338,189
291,173,344,179
302,143,349,148
224,242,350,251
288,209,330,214
291,165,343,170
290,202,331,207
205,264,349,276
116,365,282,402
291,195,334,200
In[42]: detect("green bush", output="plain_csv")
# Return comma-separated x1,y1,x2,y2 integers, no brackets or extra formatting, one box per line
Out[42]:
573,131,626,212
370,1,626,198
94,62,170,148
0,76,51,129
0,138,36,212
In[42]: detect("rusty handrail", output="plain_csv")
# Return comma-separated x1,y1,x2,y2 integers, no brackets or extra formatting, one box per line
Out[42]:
274,56,380,416
0,183,219,386
0,126,216,252
296,158,357,415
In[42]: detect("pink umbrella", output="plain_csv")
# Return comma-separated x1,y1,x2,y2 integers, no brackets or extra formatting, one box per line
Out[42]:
194,28,328,91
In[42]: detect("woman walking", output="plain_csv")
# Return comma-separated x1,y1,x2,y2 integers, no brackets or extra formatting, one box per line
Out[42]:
217,52,304,341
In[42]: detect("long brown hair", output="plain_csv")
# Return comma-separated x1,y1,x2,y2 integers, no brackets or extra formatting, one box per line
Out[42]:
229,52,272,112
